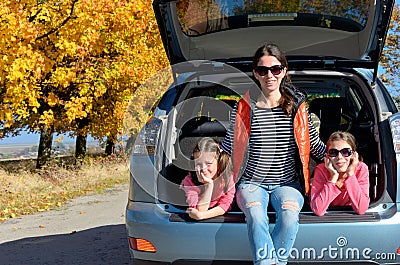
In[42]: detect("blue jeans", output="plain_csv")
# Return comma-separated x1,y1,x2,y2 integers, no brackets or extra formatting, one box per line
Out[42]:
236,182,304,265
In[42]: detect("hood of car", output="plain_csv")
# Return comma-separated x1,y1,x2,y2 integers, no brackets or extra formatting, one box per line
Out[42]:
153,0,394,78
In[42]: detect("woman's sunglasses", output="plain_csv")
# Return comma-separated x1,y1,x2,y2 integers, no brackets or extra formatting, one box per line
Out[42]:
254,65,284,76
326,148,353,158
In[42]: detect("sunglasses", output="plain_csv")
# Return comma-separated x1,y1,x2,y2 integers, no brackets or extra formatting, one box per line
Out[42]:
254,65,284,76
326,148,353,158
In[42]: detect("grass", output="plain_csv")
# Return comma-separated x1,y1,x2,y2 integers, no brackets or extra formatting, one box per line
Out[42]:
0,155,129,222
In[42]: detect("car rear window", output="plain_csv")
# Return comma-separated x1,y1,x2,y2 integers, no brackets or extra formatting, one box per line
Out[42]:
176,0,370,36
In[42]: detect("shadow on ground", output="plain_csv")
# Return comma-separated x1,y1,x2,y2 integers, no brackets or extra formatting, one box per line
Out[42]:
0,224,131,265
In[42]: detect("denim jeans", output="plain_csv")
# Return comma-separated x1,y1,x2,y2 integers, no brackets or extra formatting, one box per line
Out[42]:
236,182,304,265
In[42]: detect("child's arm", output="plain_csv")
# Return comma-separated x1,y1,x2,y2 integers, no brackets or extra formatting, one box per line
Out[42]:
186,205,225,220
310,163,342,216
187,174,235,220
344,162,370,214
196,182,214,212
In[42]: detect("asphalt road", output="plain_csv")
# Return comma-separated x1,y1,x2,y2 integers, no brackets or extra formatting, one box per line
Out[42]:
0,184,132,265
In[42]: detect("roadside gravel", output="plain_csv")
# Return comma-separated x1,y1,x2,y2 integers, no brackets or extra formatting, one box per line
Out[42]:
0,183,132,265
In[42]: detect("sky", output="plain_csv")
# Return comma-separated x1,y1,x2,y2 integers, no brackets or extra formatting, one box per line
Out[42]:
0,131,87,145
0,131,40,145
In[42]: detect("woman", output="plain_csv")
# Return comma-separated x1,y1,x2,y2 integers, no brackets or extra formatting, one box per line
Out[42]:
310,131,370,216
221,43,325,265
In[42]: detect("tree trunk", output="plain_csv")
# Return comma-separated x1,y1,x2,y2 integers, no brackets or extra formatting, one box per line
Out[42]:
75,134,87,159
75,118,89,160
36,126,54,169
105,135,115,156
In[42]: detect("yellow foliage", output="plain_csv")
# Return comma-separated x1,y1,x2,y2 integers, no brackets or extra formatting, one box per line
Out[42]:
47,92,60,107
40,110,55,125
0,0,169,140
381,3,400,87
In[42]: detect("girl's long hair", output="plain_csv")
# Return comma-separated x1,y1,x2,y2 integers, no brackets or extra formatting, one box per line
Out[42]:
252,43,294,116
190,137,232,193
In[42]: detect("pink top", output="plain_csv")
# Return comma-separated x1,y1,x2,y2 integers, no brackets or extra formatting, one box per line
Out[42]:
181,173,235,212
310,162,370,216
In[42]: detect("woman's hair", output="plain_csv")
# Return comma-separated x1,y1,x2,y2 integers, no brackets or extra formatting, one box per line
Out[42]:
190,137,232,192
326,131,363,161
252,43,294,115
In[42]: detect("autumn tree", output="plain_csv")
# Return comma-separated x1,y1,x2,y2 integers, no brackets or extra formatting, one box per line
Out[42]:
380,3,400,98
0,0,168,167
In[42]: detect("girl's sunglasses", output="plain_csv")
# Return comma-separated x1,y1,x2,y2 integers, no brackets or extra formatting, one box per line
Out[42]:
254,65,284,76
326,148,353,158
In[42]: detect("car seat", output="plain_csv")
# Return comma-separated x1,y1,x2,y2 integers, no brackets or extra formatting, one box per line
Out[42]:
308,97,349,142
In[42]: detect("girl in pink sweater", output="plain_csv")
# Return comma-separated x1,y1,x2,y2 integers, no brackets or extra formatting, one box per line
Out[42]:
310,131,370,216
181,137,235,220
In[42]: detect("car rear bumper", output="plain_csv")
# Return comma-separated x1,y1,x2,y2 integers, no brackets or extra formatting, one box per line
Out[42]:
126,201,400,265
132,258,251,264
132,256,400,265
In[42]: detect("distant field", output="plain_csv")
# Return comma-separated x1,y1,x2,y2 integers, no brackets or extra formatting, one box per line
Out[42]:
0,144,35,154
0,141,101,159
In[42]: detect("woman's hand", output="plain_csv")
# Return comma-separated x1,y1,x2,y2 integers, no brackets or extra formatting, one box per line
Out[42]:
186,208,204,220
324,156,339,183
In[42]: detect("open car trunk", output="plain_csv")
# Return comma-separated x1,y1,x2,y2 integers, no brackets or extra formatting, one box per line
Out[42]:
156,68,388,222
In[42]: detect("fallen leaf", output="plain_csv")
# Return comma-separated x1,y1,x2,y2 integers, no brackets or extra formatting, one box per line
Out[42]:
39,225,45,228
80,211,87,214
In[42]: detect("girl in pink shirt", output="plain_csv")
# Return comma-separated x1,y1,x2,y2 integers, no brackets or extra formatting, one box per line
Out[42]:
310,131,370,216
181,137,235,220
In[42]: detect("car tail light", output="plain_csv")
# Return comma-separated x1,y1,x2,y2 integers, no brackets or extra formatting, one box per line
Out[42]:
132,117,162,156
128,237,157,253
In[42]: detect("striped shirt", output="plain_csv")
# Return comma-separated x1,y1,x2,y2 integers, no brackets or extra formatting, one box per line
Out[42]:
221,104,325,185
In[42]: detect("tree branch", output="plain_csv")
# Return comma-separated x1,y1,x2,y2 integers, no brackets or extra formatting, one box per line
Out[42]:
36,0,78,41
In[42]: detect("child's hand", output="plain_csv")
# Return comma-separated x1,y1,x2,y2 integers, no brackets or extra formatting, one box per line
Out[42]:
196,169,213,184
186,207,204,220
324,156,339,183
346,151,359,177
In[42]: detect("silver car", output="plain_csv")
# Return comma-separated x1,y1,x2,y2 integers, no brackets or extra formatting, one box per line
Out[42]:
126,0,400,264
